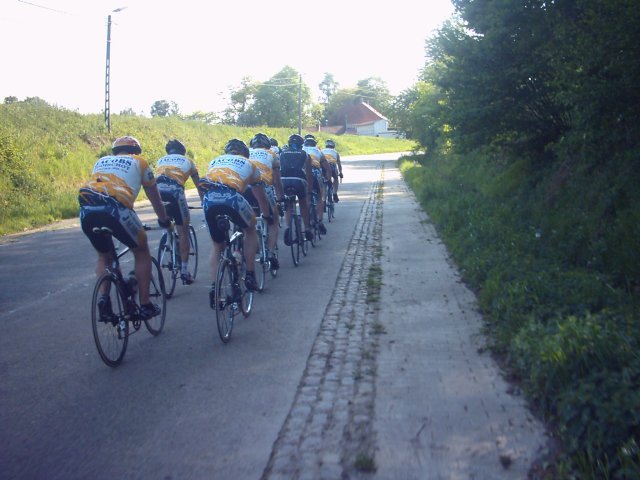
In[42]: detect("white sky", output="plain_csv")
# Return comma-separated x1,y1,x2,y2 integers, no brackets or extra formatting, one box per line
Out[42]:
1,0,454,116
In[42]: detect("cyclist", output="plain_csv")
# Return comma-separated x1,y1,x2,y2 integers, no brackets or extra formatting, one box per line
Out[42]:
79,136,170,320
322,139,343,203
269,137,281,156
200,138,266,307
248,132,285,271
302,134,331,235
280,133,313,245
155,139,204,285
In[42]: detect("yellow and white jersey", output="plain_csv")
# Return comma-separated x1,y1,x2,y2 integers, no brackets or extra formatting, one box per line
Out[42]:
80,154,155,209
249,148,280,186
155,154,197,186
205,154,260,194
322,148,339,165
303,145,323,169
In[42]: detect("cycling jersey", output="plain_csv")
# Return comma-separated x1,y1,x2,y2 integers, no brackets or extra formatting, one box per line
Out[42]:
156,154,198,187
322,148,339,166
279,150,309,179
303,145,323,169
79,154,155,209
204,154,261,194
248,148,279,186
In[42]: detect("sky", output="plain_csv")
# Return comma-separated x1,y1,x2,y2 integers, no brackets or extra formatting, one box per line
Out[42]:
1,0,455,117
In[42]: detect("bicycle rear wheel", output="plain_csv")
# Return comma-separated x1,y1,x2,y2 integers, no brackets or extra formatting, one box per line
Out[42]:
269,244,278,278
237,243,254,317
92,273,128,367
215,258,235,343
289,213,300,266
144,257,167,336
255,229,267,292
187,225,199,280
157,231,177,297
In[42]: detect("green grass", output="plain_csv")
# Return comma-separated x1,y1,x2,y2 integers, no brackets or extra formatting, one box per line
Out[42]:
0,99,415,235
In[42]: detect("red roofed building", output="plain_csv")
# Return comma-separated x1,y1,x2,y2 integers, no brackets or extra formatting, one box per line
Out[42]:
332,99,390,136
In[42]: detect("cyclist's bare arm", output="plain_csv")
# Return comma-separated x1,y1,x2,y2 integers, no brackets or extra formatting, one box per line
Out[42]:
272,168,285,200
144,184,170,223
191,172,204,202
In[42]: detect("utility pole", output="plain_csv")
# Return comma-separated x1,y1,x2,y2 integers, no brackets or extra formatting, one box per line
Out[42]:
104,7,127,133
104,14,112,132
298,74,302,135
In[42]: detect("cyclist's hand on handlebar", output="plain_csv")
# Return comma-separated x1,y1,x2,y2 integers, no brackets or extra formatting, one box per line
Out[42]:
158,216,172,228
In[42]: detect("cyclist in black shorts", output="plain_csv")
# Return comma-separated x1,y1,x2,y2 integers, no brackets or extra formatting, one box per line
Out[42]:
155,139,204,284
279,133,313,245
200,138,268,305
79,136,170,320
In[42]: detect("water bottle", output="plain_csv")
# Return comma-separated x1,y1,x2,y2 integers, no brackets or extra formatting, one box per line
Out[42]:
127,271,137,298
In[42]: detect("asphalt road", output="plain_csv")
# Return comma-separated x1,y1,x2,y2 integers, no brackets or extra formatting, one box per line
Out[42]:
0,153,391,479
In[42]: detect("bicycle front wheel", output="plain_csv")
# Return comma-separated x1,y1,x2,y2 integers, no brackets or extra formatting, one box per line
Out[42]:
157,232,177,298
187,225,199,280
92,273,128,367
215,258,235,343
144,257,167,336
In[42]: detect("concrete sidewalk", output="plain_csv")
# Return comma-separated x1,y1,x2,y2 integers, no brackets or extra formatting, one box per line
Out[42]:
373,165,548,479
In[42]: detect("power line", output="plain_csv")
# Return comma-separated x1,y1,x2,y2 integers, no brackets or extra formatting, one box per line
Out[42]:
17,0,71,14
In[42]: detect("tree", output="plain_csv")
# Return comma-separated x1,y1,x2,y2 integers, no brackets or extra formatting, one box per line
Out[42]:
319,73,339,104
150,100,179,117
119,108,136,116
3,96,18,104
222,77,257,124
224,67,312,128
183,110,219,125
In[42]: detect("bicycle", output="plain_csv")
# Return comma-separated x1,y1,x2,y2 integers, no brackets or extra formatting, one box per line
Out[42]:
157,211,199,298
284,188,307,266
255,212,278,291
213,215,254,343
308,187,323,247
324,179,335,223
91,226,166,367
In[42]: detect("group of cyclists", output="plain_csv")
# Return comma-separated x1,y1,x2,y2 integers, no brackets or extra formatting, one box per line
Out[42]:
78,132,343,321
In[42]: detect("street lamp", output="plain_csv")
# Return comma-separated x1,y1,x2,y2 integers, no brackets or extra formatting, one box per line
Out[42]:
104,6,127,133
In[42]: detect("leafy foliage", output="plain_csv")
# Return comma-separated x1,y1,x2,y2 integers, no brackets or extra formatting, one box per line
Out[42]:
397,2,640,475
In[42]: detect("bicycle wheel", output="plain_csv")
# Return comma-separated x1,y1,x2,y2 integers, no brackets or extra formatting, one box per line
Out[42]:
269,244,278,278
91,272,128,367
236,240,254,317
289,213,300,266
187,225,199,280
144,257,167,336
326,187,335,222
157,231,177,297
255,229,267,292
215,257,235,343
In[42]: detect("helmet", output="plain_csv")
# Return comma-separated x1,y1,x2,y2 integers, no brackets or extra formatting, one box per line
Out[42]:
249,132,271,149
325,139,335,148
303,137,317,147
165,139,186,155
287,134,304,150
269,137,278,147
112,136,142,155
164,139,186,155
224,138,250,158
